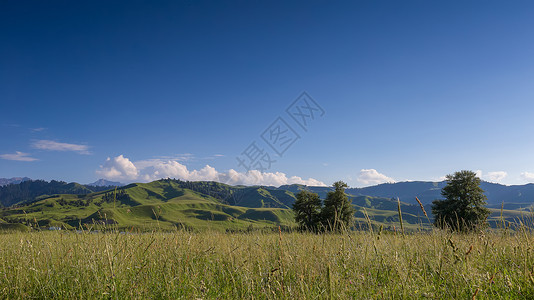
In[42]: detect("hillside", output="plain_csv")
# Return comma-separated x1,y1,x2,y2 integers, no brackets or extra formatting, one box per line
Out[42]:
145,179,297,208
0,179,297,231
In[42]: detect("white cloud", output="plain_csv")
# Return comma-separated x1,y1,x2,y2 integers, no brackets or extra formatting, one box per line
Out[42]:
220,169,326,187
521,172,534,182
475,170,508,183
96,155,139,180
357,169,395,185
0,151,38,162
32,140,90,154
485,171,507,182
96,155,326,187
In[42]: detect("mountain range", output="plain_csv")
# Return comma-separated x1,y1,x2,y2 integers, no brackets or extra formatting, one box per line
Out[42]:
4,177,534,208
344,181,534,209
1,178,533,231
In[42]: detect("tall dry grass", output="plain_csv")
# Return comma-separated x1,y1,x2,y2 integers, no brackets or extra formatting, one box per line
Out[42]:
1,226,534,299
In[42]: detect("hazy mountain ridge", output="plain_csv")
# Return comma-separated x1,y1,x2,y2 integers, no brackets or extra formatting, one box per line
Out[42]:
87,179,125,187
341,181,534,209
0,177,31,186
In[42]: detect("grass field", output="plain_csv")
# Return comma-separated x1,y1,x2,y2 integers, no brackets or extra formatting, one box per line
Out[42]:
2,226,534,299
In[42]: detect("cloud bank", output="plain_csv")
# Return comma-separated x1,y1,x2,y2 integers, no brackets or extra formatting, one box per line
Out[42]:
485,171,508,182
475,170,508,183
97,155,326,187
521,172,534,182
32,140,90,154
357,169,395,185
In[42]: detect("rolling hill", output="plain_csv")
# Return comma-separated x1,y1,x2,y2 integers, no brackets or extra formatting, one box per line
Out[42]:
0,179,297,232
2,178,534,231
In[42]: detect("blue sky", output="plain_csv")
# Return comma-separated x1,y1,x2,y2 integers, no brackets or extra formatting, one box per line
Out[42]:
1,0,534,187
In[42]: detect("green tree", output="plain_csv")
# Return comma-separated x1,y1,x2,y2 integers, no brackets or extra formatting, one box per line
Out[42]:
292,190,322,231
321,181,355,231
431,170,490,232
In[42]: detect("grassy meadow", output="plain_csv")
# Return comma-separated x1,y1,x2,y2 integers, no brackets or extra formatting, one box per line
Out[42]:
2,227,534,299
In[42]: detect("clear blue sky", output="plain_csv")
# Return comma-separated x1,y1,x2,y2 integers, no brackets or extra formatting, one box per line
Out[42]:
1,0,534,187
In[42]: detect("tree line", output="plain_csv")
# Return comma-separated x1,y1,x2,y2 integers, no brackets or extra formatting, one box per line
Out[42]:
293,171,491,233
0,180,117,207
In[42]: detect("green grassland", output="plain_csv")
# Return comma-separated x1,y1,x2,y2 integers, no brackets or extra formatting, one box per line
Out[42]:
2,229,534,299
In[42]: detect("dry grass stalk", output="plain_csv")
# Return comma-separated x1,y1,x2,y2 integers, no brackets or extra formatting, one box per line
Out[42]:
415,197,428,217
465,245,473,256
397,197,405,236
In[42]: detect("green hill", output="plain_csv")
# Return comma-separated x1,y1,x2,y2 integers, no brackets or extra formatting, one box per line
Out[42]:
167,179,296,208
0,180,297,231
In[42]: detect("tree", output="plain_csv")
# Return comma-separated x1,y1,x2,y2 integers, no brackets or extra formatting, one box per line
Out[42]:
321,181,355,231
292,190,322,231
431,170,490,232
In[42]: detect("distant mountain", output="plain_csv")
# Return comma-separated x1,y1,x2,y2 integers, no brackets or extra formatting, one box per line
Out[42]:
345,181,447,206
277,182,445,205
0,177,31,186
88,179,124,187
334,181,534,208
479,182,534,209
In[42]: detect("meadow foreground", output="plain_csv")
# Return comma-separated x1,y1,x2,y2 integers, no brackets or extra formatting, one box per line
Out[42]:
1,229,533,299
